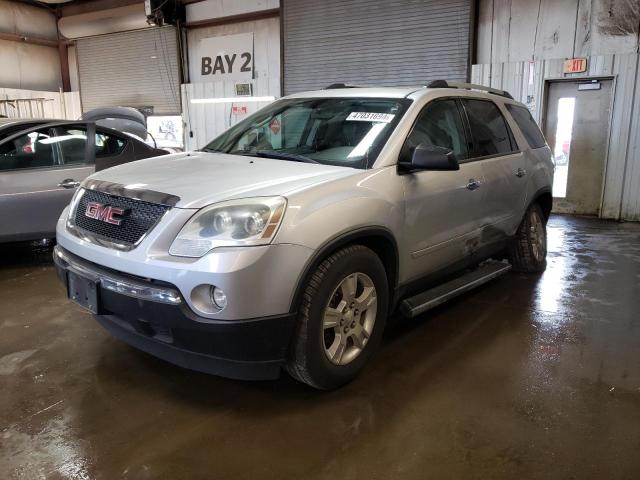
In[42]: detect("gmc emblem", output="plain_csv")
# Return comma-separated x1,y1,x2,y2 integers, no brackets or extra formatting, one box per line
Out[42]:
85,202,125,226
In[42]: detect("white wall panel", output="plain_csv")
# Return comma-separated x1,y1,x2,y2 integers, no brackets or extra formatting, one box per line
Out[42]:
181,76,279,150
186,17,280,83
0,88,81,120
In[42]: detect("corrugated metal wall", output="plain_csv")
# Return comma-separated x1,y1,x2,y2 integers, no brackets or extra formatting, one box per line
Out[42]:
76,27,181,114
477,0,640,63
474,0,640,221
282,0,471,94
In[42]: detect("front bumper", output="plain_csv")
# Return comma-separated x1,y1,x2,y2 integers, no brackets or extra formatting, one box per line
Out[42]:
56,206,314,320
54,246,297,380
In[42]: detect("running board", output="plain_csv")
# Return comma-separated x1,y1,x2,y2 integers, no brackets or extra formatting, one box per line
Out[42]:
400,261,511,318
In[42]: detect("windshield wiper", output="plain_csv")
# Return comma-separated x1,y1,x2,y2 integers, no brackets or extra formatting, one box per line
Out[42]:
253,150,319,164
228,149,259,156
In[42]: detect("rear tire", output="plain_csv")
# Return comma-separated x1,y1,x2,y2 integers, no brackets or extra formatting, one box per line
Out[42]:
508,203,547,273
286,245,389,390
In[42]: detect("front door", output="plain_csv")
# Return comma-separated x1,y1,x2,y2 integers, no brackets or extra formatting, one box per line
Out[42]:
544,79,613,215
400,99,486,281
0,124,95,241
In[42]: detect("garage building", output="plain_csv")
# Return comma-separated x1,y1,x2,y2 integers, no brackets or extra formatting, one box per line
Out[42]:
0,0,639,478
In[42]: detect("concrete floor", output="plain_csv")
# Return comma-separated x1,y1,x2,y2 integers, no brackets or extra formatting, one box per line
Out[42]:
1,215,639,479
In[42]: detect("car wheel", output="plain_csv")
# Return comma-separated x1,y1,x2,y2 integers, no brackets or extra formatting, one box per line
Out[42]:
286,245,389,390
508,203,547,273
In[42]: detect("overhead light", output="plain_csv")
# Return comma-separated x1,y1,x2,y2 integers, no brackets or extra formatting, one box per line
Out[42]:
190,96,276,104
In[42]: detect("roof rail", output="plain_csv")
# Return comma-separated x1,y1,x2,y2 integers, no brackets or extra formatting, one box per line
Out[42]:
426,80,514,100
324,83,363,89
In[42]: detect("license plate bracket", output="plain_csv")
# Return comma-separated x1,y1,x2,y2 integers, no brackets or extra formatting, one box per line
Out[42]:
67,271,99,314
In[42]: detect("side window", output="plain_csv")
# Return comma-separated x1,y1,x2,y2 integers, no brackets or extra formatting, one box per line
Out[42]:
0,128,56,171
55,127,89,165
401,99,468,162
463,99,516,157
96,132,126,157
506,104,547,149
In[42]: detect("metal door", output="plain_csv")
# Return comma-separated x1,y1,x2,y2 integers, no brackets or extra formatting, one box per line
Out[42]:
402,162,486,281
282,0,472,94
0,123,95,241
76,27,180,114
544,80,613,215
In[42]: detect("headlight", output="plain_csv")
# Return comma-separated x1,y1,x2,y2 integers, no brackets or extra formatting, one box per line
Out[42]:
169,197,287,257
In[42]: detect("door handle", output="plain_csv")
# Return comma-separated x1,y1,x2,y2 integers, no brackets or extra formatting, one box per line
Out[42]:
516,168,527,178
466,179,480,191
58,179,80,189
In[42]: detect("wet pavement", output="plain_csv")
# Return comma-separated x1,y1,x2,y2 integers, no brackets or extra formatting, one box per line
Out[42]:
1,215,639,479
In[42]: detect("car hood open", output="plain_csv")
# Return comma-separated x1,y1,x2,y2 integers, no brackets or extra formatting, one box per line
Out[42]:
87,151,360,209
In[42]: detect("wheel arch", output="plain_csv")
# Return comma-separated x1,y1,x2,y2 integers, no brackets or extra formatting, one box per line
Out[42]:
289,227,399,315
530,187,553,221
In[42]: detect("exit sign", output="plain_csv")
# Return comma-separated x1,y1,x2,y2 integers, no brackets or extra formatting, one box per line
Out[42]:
564,58,587,74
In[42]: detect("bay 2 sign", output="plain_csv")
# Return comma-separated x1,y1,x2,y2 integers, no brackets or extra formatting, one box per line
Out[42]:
197,33,254,81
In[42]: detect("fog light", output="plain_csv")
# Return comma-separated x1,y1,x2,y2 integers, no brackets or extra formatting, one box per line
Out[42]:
211,286,227,309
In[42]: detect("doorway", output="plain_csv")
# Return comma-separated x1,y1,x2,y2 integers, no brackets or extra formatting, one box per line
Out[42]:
543,79,613,215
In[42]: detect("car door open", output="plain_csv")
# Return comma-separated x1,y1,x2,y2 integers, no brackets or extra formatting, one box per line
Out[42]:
0,122,96,242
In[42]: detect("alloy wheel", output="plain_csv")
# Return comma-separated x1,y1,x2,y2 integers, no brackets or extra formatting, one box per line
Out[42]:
322,272,377,366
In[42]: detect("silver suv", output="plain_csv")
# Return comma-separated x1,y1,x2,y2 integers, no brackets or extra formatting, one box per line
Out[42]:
54,82,554,389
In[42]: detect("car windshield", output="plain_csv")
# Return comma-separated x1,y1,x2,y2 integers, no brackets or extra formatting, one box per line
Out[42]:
203,97,411,169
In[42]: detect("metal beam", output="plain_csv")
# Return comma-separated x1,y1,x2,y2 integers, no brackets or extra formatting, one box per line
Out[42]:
59,0,141,17
0,31,59,48
185,8,279,28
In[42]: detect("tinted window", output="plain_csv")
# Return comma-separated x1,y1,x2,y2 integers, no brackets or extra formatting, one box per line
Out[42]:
0,128,56,170
506,104,547,149
205,97,411,169
463,99,515,156
401,99,468,162
96,132,126,157
56,127,89,165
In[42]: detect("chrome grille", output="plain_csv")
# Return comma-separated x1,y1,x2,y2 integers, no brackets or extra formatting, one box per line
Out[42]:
73,189,170,247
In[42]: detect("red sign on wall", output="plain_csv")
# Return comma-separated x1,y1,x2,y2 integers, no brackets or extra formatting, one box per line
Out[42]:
232,105,248,115
563,58,587,74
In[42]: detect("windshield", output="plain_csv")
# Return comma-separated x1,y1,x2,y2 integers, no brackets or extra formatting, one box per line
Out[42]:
203,97,411,169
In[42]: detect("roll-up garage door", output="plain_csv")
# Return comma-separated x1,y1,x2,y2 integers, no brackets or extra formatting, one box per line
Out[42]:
76,27,181,114
283,0,471,94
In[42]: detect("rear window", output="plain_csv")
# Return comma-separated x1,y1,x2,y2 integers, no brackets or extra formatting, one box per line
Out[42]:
462,99,516,157
506,104,547,149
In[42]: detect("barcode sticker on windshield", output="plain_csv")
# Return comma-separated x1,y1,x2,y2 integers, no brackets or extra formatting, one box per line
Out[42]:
346,112,395,123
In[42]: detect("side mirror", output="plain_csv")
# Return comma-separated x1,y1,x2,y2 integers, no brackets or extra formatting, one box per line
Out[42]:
400,143,459,171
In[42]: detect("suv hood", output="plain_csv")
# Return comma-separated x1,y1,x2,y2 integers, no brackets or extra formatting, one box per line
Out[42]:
88,151,360,209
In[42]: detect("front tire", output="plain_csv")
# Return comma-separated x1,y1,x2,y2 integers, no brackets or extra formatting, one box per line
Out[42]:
508,203,547,273
286,245,389,390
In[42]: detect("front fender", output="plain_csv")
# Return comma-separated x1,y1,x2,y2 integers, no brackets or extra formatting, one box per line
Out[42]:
275,166,405,251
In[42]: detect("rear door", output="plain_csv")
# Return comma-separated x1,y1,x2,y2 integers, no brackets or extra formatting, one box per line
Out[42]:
461,98,527,243
401,98,486,280
0,122,95,241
